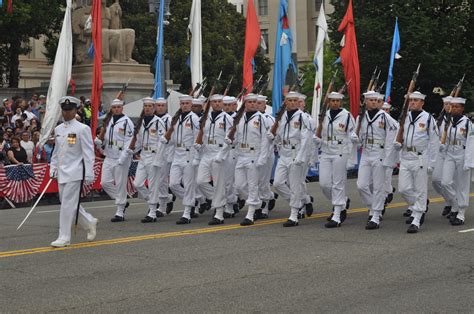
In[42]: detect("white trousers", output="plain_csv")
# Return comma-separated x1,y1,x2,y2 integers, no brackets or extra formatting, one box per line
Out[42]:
258,154,275,202
57,181,95,242
398,154,428,215
319,153,349,207
235,161,261,207
384,167,394,196
224,150,238,205
432,153,451,206
134,161,160,207
441,152,470,220
357,150,386,213
169,161,196,207
197,157,226,209
101,157,130,206
273,158,304,209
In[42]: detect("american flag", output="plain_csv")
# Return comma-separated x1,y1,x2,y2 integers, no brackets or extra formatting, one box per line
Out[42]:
81,158,103,197
0,164,48,204
127,160,138,197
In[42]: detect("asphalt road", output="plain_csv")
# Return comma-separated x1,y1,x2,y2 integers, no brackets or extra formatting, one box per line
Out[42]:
1,178,473,313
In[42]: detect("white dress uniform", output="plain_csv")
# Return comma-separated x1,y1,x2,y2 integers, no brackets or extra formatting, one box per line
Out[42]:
395,107,439,231
232,110,270,224
272,108,312,225
441,112,473,224
317,106,357,225
133,114,167,219
432,116,452,213
356,108,398,226
50,103,97,247
155,112,175,213
168,111,200,221
196,110,233,222
300,111,317,214
258,111,276,216
100,113,134,218
382,113,399,203
223,110,239,216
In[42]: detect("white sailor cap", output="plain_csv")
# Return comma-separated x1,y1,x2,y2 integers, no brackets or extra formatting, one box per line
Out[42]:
408,91,426,100
298,93,307,101
382,102,391,109
451,97,466,105
377,94,385,100
244,93,258,101
192,97,206,105
154,97,167,104
442,96,453,103
59,96,81,108
363,90,380,99
111,99,124,106
223,96,237,104
85,98,91,104
142,97,155,104
209,94,224,101
179,95,193,102
257,95,268,102
328,92,344,100
39,95,46,99
285,91,300,99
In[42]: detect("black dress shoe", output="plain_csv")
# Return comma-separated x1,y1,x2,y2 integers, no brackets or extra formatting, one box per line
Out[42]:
420,213,425,225
327,208,334,222
403,209,412,217
238,198,246,210
208,218,224,225
190,207,199,219
141,216,157,223
366,221,380,230
233,203,240,214
367,215,372,222
125,202,130,209
240,218,254,226
305,202,314,217
166,202,174,214
451,218,464,226
176,217,191,224
449,212,458,223
268,199,275,211
346,198,351,210
382,207,386,216
386,193,393,204
297,212,306,219
407,224,419,233
111,215,125,222
426,199,430,212
340,210,347,223
254,209,263,220
155,211,165,218
442,206,452,216
259,213,269,219
223,212,235,219
406,216,414,224
199,200,211,214
283,219,298,227
260,201,267,209
325,220,341,228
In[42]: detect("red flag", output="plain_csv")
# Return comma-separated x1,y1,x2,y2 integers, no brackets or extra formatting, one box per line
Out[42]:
7,0,13,14
69,78,76,96
338,0,360,116
242,0,261,91
90,0,103,139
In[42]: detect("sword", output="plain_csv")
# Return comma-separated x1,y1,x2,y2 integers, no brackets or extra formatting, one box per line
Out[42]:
17,178,54,230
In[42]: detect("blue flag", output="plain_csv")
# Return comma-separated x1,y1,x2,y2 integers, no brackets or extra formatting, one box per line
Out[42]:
385,17,400,103
271,0,296,115
153,0,165,98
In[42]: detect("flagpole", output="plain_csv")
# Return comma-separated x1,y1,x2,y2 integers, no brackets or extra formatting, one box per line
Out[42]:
385,17,400,103
153,0,165,98
311,2,327,120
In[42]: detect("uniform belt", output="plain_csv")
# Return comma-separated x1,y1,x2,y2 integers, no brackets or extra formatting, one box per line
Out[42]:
176,143,192,149
364,138,384,148
239,143,258,151
449,140,465,147
207,140,224,147
282,140,301,145
143,147,157,153
326,136,344,144
404,146,424,154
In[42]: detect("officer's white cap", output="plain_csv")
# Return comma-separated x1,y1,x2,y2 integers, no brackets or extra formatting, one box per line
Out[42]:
192,97,206,105
111,99,124,106
154,97,167,104
298,94,307,101
328,92,344,100
257,95,268,102
59,96,81,108
209,94,224,101
223,96,237,104
408,91,426,100
363,91,380,99
382,102,391,109
442,96,453,103
451,97,466,104
142,97,155,104
179,95,193,102
285,91,300,99
244,93,258,101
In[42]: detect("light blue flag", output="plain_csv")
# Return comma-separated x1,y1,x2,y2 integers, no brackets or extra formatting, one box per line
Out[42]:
385,17,400,103
271,0,296,115
153,0,165,98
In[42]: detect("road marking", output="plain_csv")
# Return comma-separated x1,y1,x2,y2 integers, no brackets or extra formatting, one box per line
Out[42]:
37,201,148,213
458,228,474,233
1,194,472,259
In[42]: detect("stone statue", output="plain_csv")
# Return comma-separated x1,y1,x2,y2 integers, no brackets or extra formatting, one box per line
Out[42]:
72,0,136,64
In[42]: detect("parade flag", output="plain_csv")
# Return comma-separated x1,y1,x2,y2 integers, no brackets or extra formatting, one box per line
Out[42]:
311,2,328,120
90,0,103,139
0,164,48,204
337,0,360,116
153,0,165,98
385,17,401,103
38,0,73,148
7,0,13,14
271,0,296,114
242,0,261,91
187,0,202,91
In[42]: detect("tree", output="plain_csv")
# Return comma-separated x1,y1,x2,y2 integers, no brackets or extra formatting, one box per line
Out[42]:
0,0,64,88
327,0,473,114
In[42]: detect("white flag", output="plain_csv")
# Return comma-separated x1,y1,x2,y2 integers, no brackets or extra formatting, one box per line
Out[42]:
187,0,202,90
311,2,328,120
38,0,73,147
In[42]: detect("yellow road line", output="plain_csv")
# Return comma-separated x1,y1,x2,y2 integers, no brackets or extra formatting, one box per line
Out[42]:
0,194,471,259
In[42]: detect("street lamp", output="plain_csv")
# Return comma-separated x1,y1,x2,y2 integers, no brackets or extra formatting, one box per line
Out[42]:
148,0,172,24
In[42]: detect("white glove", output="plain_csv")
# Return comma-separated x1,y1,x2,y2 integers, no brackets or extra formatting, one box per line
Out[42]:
427,166,434,174
192,158,200,166
94,137,102,147
293,158,304,166
194,143,202,151
256,157,266,167
439,144,447,153
85,176,95,185
266,132,275,141
307,161,315,168
159,136,168,144
214,155,224,163
393,142,402,151
350,134,360,144
49,168,57,179
463,165,470,171
224,137,233,145
125,148,134,156
314,136,322,145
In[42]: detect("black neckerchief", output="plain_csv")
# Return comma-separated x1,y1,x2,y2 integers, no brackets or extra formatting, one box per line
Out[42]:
210,111,220,121
452,115,462,125
245,111,256,120
330,109,342,121
180,111,191,120
410,110,422,121
367,109,378,120
287,109,298,120
228,111,234,116
157,113,166,119
143,115,154,126
112,114,124,124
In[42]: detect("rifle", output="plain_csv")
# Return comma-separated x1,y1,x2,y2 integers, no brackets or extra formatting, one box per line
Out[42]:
258,77,270,94
315,69,338,138
395,63,421,144
376,81,386,93
195,71,223,145
371,70,381,92
367,66,378,92
223,76,234,96
440,74,465,144
98,80,130,141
